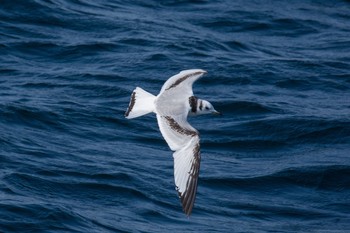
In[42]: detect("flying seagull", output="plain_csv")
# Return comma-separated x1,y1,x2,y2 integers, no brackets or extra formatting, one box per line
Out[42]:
125,69,219,216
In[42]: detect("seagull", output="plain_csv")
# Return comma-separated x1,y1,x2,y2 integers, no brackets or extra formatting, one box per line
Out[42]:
125,69,220,216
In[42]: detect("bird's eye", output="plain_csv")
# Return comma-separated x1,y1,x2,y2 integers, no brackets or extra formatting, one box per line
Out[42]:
205,107,209,110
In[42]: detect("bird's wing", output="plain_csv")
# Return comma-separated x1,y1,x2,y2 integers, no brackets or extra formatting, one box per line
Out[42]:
156,113,201,216
156,112,198,150
173,136,200,216
159,69,207,96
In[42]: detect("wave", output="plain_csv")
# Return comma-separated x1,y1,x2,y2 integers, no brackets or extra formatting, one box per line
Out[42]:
1,0,350,232
202,165,350,191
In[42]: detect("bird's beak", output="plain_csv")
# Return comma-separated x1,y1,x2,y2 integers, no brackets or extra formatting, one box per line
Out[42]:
212,110,222,116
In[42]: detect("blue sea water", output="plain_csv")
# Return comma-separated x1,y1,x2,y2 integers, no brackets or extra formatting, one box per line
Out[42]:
1,0,350,232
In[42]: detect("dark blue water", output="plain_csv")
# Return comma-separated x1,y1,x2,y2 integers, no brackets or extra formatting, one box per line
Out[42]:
1,0,350,232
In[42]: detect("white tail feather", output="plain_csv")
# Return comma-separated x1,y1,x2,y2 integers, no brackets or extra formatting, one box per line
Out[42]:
125,87,156,119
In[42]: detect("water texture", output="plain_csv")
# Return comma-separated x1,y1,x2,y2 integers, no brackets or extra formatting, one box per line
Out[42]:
1,0,350,232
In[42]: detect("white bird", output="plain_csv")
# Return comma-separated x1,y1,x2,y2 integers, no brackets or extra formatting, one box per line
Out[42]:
125,69,220,216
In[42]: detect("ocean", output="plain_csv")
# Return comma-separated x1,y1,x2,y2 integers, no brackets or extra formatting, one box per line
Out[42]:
1,0,350,232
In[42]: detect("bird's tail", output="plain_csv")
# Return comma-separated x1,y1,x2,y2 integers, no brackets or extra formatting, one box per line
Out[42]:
125,87,156,119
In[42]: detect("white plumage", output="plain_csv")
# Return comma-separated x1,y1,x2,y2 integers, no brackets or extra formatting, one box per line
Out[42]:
125,69,219,216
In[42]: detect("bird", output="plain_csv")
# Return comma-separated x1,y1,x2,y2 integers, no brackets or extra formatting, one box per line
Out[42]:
125,69,220,216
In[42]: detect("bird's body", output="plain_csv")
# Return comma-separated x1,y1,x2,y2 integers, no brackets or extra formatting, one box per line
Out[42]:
125,69,219,216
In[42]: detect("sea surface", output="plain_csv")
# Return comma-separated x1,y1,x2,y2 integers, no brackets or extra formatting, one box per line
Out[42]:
1,0,350,232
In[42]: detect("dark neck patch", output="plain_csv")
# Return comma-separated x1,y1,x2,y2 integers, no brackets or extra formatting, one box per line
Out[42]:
189,96,197,113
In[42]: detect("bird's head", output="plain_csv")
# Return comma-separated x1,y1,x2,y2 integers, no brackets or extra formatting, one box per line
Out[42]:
195,99,221,116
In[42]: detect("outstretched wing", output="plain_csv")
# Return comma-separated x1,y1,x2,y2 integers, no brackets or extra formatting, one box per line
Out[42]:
156,114,198,151
156,113,201,216
173,136,200,216
159,69,207,96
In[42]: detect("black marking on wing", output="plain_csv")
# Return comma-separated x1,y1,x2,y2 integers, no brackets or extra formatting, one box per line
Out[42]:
189,96,198,113
199,100,203,111
125,91,136,117
164,116,198,137
165,71,203,91
178,142,201,216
